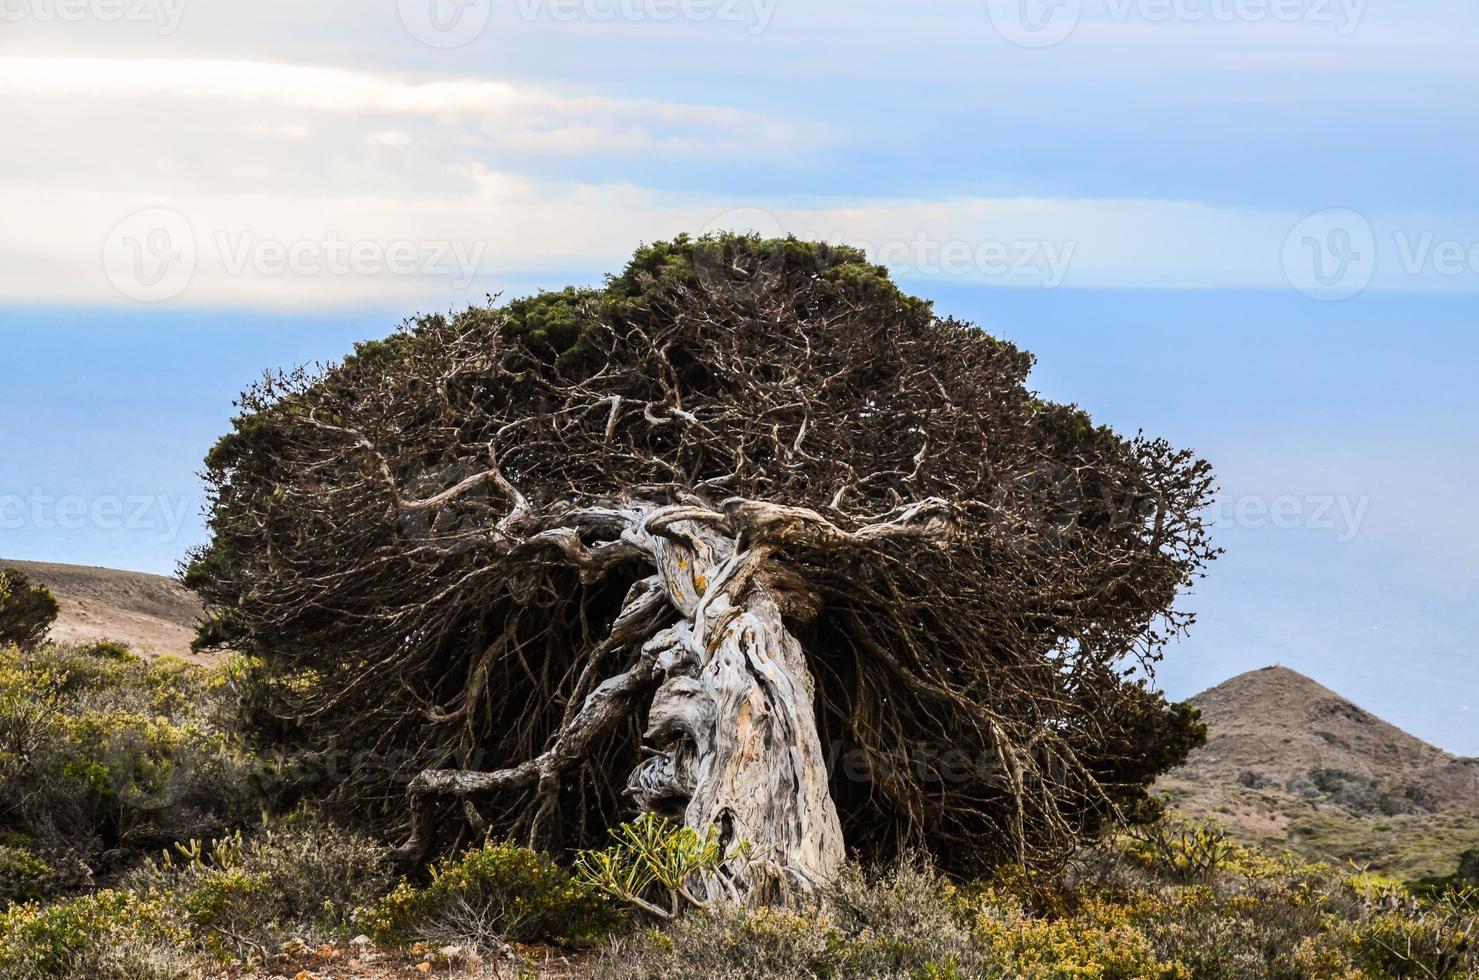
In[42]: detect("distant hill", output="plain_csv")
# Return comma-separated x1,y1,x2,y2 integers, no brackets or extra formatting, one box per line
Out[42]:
1159,666,1479,880
2,559,209,662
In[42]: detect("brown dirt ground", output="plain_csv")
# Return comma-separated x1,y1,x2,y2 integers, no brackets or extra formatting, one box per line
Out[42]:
3,558,219,664
203,942,591,979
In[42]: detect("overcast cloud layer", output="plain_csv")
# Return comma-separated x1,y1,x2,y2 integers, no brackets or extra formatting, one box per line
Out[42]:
3,2,1478,306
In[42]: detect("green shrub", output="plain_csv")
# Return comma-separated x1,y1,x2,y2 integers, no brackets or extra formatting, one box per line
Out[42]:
0,570,59,651
179,867,272,958
0,845,53,906
975,899,1176,980
827,861,996,978
1125,815,1240,884
575,813,727,919
0,889,192,979
0,822,390,973
126,821,394,960
597,906,868,980
357,840,620,952
0,642,259,892
594,860,997,980
77,641,136,662
1343,888,1479,979
1128,879,1348,979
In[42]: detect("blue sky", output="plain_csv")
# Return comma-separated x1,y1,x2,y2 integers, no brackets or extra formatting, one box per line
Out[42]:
2,2,1477,750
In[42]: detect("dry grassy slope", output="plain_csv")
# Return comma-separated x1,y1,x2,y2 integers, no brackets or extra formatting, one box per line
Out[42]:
1158,666,1479,879
2,558,211,662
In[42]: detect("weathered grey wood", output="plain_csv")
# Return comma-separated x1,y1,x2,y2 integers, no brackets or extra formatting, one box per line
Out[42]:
399,495,954,903
627,514,845,902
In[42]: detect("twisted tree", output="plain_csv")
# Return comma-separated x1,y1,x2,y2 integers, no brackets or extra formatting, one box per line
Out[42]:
188,235,1215,903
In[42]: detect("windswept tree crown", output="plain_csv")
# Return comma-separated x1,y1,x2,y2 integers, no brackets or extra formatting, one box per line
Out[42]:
189,235,1215,890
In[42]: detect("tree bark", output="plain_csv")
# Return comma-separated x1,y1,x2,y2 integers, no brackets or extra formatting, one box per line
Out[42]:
624,512,845,903
633,572,845,900
398,495,953,904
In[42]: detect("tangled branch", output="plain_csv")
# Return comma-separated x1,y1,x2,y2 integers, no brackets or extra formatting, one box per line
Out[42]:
189,235,1218,879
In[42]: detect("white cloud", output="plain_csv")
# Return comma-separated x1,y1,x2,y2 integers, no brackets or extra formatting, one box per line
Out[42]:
0,170,1451,310
0,56,820,163
244,122,310,139
2,51,1476,310
4,163,1478,309
0,56,724,122
367,130,414,149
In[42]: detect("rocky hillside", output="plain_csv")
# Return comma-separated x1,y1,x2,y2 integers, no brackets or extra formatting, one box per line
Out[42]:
1,558,207,661
1159,666,1479,880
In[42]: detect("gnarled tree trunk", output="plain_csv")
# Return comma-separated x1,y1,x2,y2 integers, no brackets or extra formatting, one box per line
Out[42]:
628,518,845,902
398,495,953,905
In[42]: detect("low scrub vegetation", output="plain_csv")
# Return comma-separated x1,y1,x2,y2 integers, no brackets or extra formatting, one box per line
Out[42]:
5,805,1479,979
359,839,621,952
0,822,390,978
598,822,1479,979
0,641,259,903
1285,768,1441,817
130,820,394,959
4,639,1479,978
1283,809,1479,883
594,821,1479,980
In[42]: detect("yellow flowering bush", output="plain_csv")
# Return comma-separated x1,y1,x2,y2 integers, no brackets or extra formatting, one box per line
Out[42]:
975,902,1184,979
0,889,191,979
